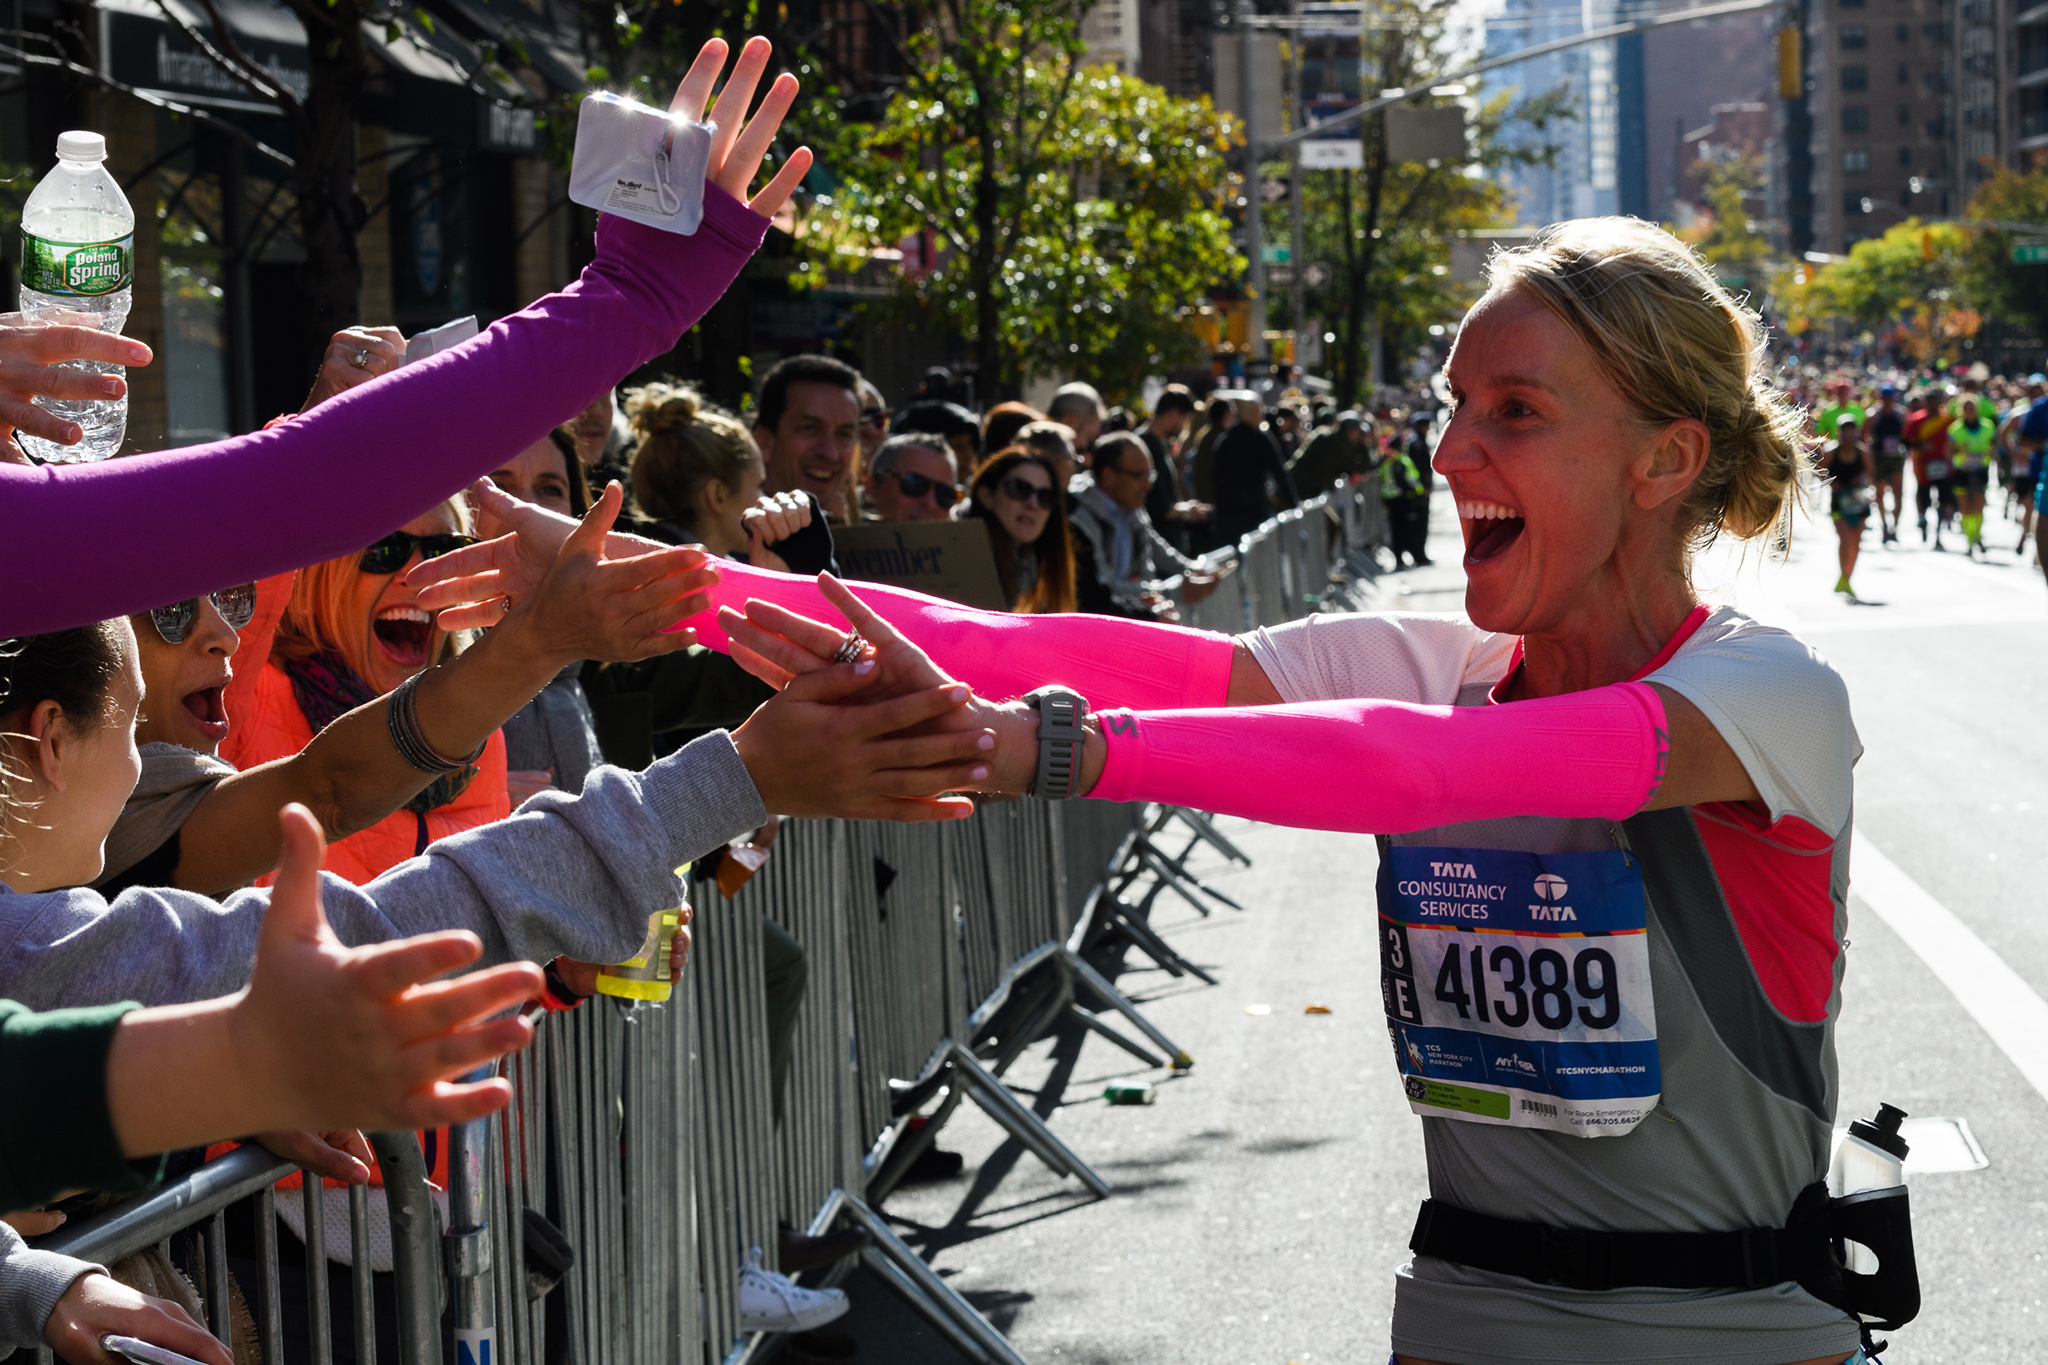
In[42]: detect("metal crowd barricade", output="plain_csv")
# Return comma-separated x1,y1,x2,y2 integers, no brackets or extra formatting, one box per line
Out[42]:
39,474,1395,1365
34,1133,442,1365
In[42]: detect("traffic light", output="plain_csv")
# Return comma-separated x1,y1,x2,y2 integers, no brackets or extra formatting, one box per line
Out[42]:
1778,28,1802,100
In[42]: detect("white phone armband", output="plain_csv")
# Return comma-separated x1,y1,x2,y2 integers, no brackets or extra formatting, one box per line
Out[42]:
567,91,715,235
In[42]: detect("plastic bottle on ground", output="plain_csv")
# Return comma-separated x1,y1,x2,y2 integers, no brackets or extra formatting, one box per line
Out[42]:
18,130,135,463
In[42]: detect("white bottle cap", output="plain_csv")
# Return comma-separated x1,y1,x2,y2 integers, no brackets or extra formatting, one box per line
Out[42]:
55,131,106,162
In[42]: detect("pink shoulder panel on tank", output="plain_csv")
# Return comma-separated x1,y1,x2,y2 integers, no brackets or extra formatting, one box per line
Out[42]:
1691,801,1841,1023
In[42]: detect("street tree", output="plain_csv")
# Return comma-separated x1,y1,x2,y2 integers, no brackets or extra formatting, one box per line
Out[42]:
795,0,1242,401
1792,218,1978,366
1963,165,2048,345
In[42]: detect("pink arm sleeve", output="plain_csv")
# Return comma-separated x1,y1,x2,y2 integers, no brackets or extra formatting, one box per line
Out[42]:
0,189,770,639
1088,681,1669,834
685,560,1237,710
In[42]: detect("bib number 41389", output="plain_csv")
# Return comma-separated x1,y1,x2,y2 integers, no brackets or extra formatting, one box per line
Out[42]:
1378,846,1661,1137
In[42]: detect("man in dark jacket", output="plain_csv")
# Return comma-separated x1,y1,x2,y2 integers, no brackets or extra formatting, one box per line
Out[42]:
1210,392,1299,547
1289,411,1378,496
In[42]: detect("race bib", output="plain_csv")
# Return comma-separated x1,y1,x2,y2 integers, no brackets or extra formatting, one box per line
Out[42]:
1926,459,1952,480
1879,435,1901,457
1378,846,1660,1137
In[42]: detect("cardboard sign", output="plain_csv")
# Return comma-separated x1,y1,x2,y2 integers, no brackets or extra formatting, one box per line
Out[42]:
833,519,1010,612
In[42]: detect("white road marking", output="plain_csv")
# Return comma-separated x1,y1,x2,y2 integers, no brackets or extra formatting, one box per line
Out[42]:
1851,832,2048,1106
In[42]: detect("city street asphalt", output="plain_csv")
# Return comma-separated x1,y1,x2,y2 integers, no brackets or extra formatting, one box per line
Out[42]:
835,475,2048,1365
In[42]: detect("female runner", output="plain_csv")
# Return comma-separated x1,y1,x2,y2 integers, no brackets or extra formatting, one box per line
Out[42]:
421,218,1866,1364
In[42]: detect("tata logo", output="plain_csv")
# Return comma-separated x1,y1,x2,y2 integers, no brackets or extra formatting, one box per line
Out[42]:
1529,905,1578,921
1430,860,1478,877
1533,873,1568,902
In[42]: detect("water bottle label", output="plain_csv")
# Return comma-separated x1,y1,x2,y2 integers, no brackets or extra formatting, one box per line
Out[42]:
22,232,133,296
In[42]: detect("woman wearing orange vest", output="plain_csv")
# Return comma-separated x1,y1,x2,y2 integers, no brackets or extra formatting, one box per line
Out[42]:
223,497,508,884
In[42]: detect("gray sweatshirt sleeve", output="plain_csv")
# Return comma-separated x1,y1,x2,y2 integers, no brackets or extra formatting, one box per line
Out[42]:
0,733,766,1011
0,1220,97,1357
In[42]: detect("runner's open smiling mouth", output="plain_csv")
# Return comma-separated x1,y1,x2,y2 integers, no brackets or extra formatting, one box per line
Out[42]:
1458,499,1526,565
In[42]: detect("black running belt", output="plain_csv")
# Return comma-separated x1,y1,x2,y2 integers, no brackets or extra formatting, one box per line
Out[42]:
1408,1182,1839,1294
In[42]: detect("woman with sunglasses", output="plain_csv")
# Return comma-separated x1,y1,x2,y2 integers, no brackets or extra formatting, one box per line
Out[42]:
211,500,517,885
0,35,807,641
98,482,712,898
958,448,1078,613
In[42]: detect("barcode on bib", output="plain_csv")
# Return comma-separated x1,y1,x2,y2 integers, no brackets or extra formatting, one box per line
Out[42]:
1519,1098,1558,1118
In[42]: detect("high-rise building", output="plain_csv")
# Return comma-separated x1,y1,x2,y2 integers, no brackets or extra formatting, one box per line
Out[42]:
1489,0,1624,222
1801,0,2015,254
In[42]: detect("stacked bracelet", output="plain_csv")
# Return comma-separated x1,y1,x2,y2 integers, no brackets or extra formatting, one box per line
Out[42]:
386,670,488,774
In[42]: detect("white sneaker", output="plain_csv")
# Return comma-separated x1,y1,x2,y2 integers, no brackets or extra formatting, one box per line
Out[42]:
736,1247,850,1332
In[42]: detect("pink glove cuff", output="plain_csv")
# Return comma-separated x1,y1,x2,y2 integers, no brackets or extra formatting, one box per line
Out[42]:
1090,681,1669,834
689,561,1237,710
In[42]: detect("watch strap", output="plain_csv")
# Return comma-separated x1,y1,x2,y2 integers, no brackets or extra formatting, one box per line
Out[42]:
1025,687,1087,800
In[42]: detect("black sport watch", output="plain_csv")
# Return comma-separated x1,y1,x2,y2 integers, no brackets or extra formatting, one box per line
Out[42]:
1023,686,1088,800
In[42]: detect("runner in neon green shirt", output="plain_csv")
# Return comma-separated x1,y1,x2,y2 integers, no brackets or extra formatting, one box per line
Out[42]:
1948,395,1997,556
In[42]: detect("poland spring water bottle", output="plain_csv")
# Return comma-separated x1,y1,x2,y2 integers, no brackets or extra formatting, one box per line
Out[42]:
18,130,135,463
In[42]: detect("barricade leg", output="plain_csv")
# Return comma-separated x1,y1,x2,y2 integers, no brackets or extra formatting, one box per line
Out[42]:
948,1043,1110,1197
866,1037,1110,1202
1066,1003,1167,1068
808,1189,1031,1365
1148,804,1252,868
1058,946,1195,1071
1073,879,1219,985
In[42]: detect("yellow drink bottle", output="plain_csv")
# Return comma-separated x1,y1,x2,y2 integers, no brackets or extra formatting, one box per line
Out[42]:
597,869,690,1003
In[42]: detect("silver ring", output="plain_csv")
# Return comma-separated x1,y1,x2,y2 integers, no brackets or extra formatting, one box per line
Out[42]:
833,631,867,664
349,348,370,370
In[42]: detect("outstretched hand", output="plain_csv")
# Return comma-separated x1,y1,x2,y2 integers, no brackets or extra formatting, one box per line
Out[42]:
411,481,712,645
496,482,718,662
669,37,814,221
228,804,543,1131
724,576,1048,796
732,658,996,821
103,806,547,1160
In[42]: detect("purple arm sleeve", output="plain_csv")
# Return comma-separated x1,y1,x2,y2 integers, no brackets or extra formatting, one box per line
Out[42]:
688,560,1238,710
0,188,770,638
1088,681,1670,834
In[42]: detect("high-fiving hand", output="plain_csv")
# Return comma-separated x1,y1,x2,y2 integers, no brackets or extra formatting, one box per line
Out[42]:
671,36,814,222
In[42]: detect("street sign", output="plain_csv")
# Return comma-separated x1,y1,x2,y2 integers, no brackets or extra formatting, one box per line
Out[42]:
1300,140,1365,170
1261,244,1291,265
2013,243,2048,264
1260,176,1291,203
1267,266,1295,286
1301,263,1331,288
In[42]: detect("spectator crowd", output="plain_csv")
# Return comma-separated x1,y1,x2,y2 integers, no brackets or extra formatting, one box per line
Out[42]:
0,39,1445,1365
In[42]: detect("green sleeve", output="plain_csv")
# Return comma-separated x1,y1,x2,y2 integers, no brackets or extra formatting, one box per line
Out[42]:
0,1000,164,1214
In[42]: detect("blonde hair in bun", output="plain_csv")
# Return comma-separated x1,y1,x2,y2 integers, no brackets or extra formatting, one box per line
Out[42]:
1480,217,1810,562
625,381,760,530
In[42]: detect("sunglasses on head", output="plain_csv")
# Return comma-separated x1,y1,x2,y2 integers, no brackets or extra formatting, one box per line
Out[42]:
359,530,477,576
892,472,961,508
149,583,258,645
860,407,889,429
998,476,1058,509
